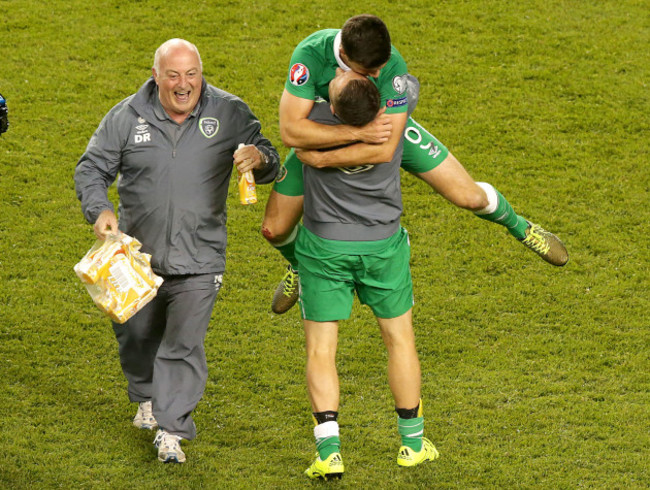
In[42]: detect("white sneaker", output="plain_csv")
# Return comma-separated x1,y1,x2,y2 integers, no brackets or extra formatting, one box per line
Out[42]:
154,429,186,463
133,401,158,430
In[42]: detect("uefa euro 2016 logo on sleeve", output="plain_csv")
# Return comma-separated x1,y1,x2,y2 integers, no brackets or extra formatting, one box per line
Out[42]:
289,63,310,86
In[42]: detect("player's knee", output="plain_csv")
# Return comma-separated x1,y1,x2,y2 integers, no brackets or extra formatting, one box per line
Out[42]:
306,344,337,363
261,222,291,245
261,224,280,244
456,185,489,211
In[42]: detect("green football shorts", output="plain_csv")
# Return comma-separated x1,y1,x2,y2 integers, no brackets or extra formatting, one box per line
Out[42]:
295,227,414,322
272,148,303,196
400,117,449,174
272,118,449,197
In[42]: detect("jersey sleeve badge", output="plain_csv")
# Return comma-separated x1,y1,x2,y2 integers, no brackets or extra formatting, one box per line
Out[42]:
386,96,408,108
392,75,408,94
289,63,310,86
275,164,288,183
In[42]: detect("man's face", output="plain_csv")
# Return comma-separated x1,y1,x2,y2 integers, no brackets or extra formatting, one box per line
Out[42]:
153,45,202,120
339,51,386,78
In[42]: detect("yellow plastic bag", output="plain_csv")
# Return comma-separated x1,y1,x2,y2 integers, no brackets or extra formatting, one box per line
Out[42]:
74,233,163,323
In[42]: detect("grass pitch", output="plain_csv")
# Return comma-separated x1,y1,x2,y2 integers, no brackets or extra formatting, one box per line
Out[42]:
1,0,648,487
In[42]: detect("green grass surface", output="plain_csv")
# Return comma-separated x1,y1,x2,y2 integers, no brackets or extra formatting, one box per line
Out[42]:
1,0,648,487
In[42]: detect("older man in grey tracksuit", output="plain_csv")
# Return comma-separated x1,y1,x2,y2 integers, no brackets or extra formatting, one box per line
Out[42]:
74,39,279,463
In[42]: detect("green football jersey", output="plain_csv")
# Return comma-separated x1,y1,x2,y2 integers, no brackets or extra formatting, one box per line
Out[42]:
285,29,410,114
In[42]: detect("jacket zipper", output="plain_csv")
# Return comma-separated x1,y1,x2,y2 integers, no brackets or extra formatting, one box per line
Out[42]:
164,126,179,270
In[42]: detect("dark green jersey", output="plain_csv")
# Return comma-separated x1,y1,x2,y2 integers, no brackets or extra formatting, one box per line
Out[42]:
285,29,410,114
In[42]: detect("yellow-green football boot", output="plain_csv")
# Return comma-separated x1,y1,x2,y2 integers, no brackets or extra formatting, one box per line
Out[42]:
271,265,299,314
519,220,569,266
397,437,439,467
304,452,344,480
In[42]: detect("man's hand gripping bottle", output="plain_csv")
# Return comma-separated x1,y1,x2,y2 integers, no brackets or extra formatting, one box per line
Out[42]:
237,143,257,205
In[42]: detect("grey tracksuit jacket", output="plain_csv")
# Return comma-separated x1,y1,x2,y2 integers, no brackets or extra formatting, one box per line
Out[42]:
300,75,418,242
302,101,404,242
74,77,279,276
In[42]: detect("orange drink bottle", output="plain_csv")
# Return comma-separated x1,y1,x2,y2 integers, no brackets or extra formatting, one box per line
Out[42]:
237,143,257,205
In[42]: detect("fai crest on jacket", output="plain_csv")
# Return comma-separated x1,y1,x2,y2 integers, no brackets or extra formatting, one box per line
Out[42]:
199,117,220,138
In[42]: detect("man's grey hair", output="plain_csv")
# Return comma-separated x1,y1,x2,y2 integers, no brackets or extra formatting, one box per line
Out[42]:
153,39,202,73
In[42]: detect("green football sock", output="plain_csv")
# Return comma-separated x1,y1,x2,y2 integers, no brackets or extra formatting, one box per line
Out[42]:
313,417,341,460
316,435,341,460
475,183,529,239
398,416,424,452
272,225,299,269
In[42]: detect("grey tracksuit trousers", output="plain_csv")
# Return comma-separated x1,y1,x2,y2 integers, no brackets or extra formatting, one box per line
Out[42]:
112,273,221,440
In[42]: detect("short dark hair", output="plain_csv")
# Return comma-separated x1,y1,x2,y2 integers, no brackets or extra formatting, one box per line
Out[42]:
331,78,380,127
341,14,391,69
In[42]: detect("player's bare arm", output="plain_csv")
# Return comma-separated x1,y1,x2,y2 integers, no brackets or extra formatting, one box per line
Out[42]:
279,89,391,149
295,111,407,168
